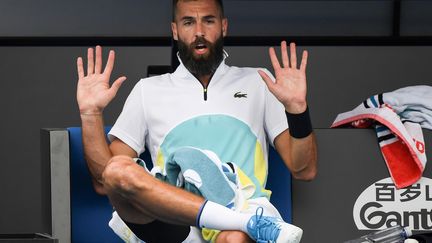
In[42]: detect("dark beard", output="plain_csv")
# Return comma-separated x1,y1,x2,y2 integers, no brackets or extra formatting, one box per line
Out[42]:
177,35,224,77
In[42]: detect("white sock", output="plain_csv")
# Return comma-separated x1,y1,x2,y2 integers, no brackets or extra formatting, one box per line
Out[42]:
197,200,251,233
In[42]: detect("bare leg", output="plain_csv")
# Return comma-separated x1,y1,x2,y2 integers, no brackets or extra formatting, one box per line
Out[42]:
216,231,253,243
102,155,205,225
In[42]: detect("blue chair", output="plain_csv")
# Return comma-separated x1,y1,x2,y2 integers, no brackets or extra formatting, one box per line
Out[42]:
67,127,292,242
267,148,292,223
68,127,118,242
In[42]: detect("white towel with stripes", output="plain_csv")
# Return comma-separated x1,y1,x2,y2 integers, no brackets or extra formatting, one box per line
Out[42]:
332,85,431,188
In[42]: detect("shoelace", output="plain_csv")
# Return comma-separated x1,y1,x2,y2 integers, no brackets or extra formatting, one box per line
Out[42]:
254,207,281,243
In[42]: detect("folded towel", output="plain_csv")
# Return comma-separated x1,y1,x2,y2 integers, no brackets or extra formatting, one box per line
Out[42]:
332,85,431,189
153,147,244,209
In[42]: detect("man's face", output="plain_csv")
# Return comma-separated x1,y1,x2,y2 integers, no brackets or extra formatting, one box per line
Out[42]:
172,0,228,76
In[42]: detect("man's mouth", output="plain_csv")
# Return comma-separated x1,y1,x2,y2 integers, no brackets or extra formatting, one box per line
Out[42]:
194,43,208,55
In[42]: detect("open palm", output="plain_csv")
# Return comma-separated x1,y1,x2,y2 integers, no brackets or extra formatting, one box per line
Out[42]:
258,41,308,114
76,46,126,114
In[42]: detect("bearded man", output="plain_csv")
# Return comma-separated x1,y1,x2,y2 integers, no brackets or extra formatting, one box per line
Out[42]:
76,0,317,242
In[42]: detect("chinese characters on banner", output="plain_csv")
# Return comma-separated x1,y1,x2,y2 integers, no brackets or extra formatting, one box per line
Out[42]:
353,177,432,230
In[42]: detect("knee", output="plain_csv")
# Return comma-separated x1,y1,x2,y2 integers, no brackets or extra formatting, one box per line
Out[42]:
102,155,142,194
216,231,252,243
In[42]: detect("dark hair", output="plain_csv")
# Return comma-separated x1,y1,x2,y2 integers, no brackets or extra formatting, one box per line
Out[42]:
172,0,224,21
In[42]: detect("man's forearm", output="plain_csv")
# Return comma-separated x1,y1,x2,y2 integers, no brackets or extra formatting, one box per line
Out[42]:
80,114,113,187
274,129,317,181
289,133,317,180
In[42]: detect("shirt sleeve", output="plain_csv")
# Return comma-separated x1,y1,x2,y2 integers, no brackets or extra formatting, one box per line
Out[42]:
261,68,288,147
108,80,147,155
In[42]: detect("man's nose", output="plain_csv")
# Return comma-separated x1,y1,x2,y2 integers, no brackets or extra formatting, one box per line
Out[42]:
194,22,205,37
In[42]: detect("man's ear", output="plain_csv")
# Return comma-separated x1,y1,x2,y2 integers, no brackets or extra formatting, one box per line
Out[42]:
222,18,228,37
171,22,179,41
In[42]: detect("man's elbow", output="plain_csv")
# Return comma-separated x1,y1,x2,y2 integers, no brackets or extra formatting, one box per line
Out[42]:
92,179,107,195
292,166,317,181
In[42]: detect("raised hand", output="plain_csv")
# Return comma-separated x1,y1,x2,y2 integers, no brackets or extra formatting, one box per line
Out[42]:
77,46,126,114
258,41,308,114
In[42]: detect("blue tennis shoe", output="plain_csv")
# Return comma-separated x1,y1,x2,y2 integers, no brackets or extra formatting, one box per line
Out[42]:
247,207,303,243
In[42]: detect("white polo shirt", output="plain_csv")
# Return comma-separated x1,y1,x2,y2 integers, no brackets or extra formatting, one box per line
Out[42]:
109,53,288,199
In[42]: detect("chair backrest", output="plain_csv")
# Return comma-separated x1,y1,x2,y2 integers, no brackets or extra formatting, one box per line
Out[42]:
267,148,292,222
68,127,118,243
67,126,292,242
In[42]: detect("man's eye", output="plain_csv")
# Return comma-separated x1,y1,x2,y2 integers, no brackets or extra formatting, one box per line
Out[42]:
184,21,192,26
206,20,215,24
